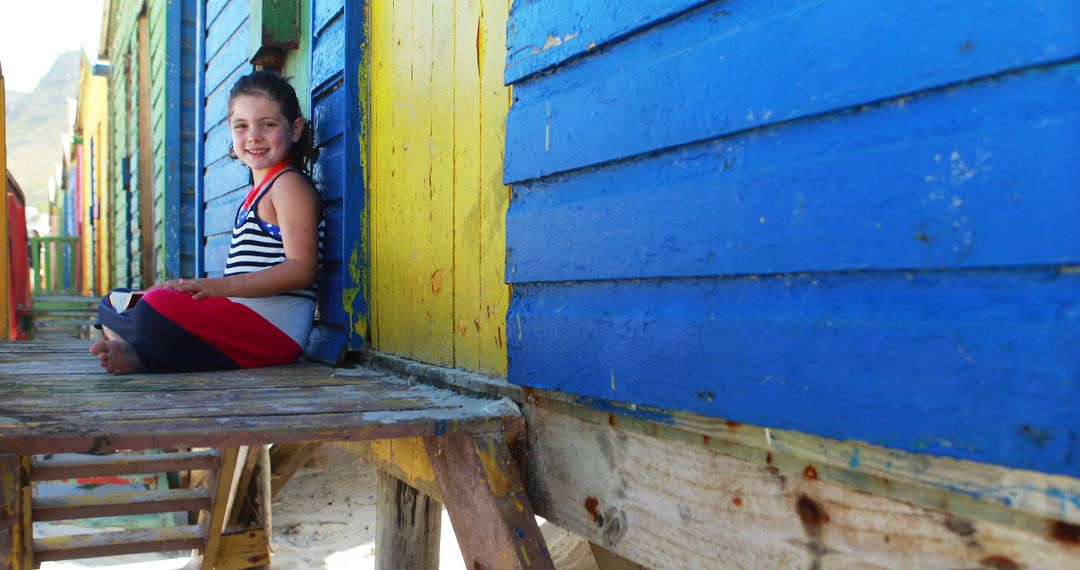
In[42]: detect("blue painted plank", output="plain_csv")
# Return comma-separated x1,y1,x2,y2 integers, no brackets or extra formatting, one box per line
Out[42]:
203,121,233,168
315,264,346,326
312,137,345,200
507,63,1080,283
320,199,344,260
311,13,345,90
204,64,249,133
202,157,248,202
505,0,709,83
504,0,1080,183
312,84,346,145
203,233,231,276
205,0,246,61
203,188,245,237
508,269,1080,476
205,0,230,31
305,322,347,364
204,20,250,96
313,0,343,35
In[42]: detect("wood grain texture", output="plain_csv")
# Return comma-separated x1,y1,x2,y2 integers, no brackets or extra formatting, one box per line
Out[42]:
0,454,30,570
508,270,1080,476
507,63,1080,283
524,404,1080,570
426,433,554,570
213,528,269,570
366,351,1080,532
0,342,523,455
33,526,203,563
504,0,1080,182
375,470,441,570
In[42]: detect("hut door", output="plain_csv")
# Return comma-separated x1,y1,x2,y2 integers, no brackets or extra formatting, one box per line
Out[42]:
367,0,511,374
136,13,156,288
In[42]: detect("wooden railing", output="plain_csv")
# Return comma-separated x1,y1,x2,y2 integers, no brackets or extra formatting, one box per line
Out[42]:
28,237,79,295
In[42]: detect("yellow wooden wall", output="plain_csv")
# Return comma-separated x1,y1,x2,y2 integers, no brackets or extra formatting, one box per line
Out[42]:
0,61,10,338
77,61,111,295
368,0,510,375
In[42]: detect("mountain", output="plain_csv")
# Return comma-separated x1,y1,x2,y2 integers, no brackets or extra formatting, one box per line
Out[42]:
4,50,82,211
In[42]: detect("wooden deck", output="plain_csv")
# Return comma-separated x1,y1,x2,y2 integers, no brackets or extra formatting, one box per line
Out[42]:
0,341,521,455
0,340,553,569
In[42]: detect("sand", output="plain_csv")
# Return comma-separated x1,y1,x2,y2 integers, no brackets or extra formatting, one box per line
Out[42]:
39,446,597,570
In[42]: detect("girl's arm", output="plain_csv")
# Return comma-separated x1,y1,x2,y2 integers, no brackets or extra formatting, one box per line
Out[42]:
166,172,320,299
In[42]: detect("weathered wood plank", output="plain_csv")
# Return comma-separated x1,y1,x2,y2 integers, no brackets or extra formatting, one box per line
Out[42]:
0,406,520,455
268,443,321,499
524,403,1080,569
589,543,647,570
199,446,240,570
31,488,211,522
0,454,30,570
366,351,1080,533
375,470,441,570
214,528,269,570
0,344,524,455
426,433,554,570
31,450,219,481
33,526,203,562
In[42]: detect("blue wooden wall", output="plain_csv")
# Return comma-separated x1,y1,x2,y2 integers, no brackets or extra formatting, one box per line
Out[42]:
198,0,255,279
195,0,361,362
504,0,1080,476
306,0,367,362
166,0,198,279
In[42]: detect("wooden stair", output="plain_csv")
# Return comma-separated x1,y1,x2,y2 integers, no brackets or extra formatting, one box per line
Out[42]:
25,449,260,568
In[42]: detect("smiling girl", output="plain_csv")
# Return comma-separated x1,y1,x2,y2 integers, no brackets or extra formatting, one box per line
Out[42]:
90,71,322,374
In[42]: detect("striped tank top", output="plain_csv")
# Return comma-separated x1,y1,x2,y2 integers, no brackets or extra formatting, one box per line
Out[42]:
224,164,323,301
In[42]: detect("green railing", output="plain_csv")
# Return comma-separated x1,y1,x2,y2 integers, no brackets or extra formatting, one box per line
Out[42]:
28,236,79,295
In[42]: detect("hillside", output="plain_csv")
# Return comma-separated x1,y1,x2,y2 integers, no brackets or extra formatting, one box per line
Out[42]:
4,50,81,211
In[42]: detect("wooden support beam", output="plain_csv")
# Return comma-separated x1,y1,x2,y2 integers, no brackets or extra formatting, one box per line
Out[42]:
589,543,648,570
196,447,240,570
214,529,270,570
0,454,31,570
524,403,1080,569
269,442,321,498
425,433,554,570
375,470,441,570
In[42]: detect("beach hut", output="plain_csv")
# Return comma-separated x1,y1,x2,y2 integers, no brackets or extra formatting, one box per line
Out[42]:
99,0,199,289
74,51,112,296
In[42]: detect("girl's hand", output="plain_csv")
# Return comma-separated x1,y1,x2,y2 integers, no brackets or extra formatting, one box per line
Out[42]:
159,278,229,300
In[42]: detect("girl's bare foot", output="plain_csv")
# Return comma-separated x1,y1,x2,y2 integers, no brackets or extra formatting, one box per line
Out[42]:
89,340,144,375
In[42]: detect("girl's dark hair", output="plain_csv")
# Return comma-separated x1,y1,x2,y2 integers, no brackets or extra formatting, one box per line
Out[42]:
228,70,318,173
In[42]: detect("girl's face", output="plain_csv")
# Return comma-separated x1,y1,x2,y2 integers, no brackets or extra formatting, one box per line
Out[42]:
229,94,304,177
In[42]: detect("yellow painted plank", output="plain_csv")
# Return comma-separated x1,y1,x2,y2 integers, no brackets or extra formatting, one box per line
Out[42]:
0,69,11,339
368,0,509,374
453,0,483,371
477,0,511,375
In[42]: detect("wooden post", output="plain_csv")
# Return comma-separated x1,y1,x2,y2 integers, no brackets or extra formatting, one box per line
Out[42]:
375,470,441,570
1,454,31,570
425,433,554,570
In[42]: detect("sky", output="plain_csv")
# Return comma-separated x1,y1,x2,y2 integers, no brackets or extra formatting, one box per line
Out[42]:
0,0,105,92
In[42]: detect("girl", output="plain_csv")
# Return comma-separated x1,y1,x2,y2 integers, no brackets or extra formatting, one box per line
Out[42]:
90,71,322,374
